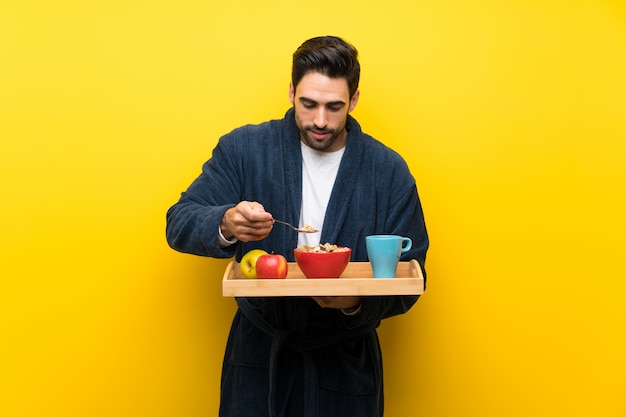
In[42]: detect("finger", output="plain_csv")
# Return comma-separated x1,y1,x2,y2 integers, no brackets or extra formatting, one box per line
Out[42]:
231,203,268,227
248,201,266,212
312,297,331,308
243,202,272,223
234,224,273,242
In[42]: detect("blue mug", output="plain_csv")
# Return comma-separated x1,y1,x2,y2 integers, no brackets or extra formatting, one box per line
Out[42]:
366,235,412,278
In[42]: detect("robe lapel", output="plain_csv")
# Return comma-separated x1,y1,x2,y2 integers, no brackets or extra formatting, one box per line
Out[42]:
282,108,304,250
320,116,364,245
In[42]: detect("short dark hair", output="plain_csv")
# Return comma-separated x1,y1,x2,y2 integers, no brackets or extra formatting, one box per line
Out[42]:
292,36,360,98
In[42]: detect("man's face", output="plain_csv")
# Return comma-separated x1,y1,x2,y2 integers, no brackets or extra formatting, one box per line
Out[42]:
289,72,359,152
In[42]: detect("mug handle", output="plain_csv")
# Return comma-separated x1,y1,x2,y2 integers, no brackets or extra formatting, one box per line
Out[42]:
401,237,412,253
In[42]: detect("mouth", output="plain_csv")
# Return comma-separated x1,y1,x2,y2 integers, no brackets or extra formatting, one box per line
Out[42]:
307,128,332,140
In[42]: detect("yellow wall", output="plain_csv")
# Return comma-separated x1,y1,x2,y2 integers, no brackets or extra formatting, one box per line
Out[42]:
1,0,625,416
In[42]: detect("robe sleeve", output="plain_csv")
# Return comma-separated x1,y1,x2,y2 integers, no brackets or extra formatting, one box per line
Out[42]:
165,133,243,259
341,154,428,328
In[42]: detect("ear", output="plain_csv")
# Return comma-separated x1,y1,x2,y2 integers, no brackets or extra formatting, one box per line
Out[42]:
348,89,360,113
289,82,295,105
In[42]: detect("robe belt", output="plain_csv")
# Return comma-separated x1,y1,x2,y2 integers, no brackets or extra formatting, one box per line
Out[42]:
236,298,379,417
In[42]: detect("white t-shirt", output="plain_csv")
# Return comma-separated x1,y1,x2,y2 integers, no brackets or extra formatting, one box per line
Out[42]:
217,142,345,248
298,142,345,247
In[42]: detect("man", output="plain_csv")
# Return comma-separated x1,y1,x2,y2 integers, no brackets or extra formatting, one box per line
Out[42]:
166,36,428,417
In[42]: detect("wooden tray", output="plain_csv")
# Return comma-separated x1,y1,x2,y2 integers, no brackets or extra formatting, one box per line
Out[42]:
222,260,424,297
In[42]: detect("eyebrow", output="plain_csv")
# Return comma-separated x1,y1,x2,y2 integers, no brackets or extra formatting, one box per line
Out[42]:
299,96,346,107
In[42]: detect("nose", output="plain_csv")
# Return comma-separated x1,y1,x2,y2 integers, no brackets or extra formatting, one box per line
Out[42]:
313,108,327,129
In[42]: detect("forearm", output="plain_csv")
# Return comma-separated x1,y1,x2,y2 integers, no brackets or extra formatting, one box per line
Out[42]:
166,198,237,258
340,295,420,328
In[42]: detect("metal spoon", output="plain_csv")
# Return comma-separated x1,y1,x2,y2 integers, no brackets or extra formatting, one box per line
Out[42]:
273,219,319,233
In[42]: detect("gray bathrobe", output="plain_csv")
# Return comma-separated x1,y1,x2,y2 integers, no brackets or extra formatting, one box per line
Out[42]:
166,108,429,417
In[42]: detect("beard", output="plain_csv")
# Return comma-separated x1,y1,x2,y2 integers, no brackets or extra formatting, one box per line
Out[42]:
299,125,346,152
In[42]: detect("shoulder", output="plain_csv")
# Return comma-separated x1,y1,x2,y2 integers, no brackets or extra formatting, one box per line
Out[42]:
348,117,408,168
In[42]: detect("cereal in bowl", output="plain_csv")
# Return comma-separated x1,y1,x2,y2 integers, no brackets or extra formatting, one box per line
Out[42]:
296,243,350,253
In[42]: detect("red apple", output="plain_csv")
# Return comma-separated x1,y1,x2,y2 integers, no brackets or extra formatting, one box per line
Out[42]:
256,253,288,279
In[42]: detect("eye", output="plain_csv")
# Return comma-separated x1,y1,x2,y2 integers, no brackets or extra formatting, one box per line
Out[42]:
303,103,316,109
328,106,342,112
